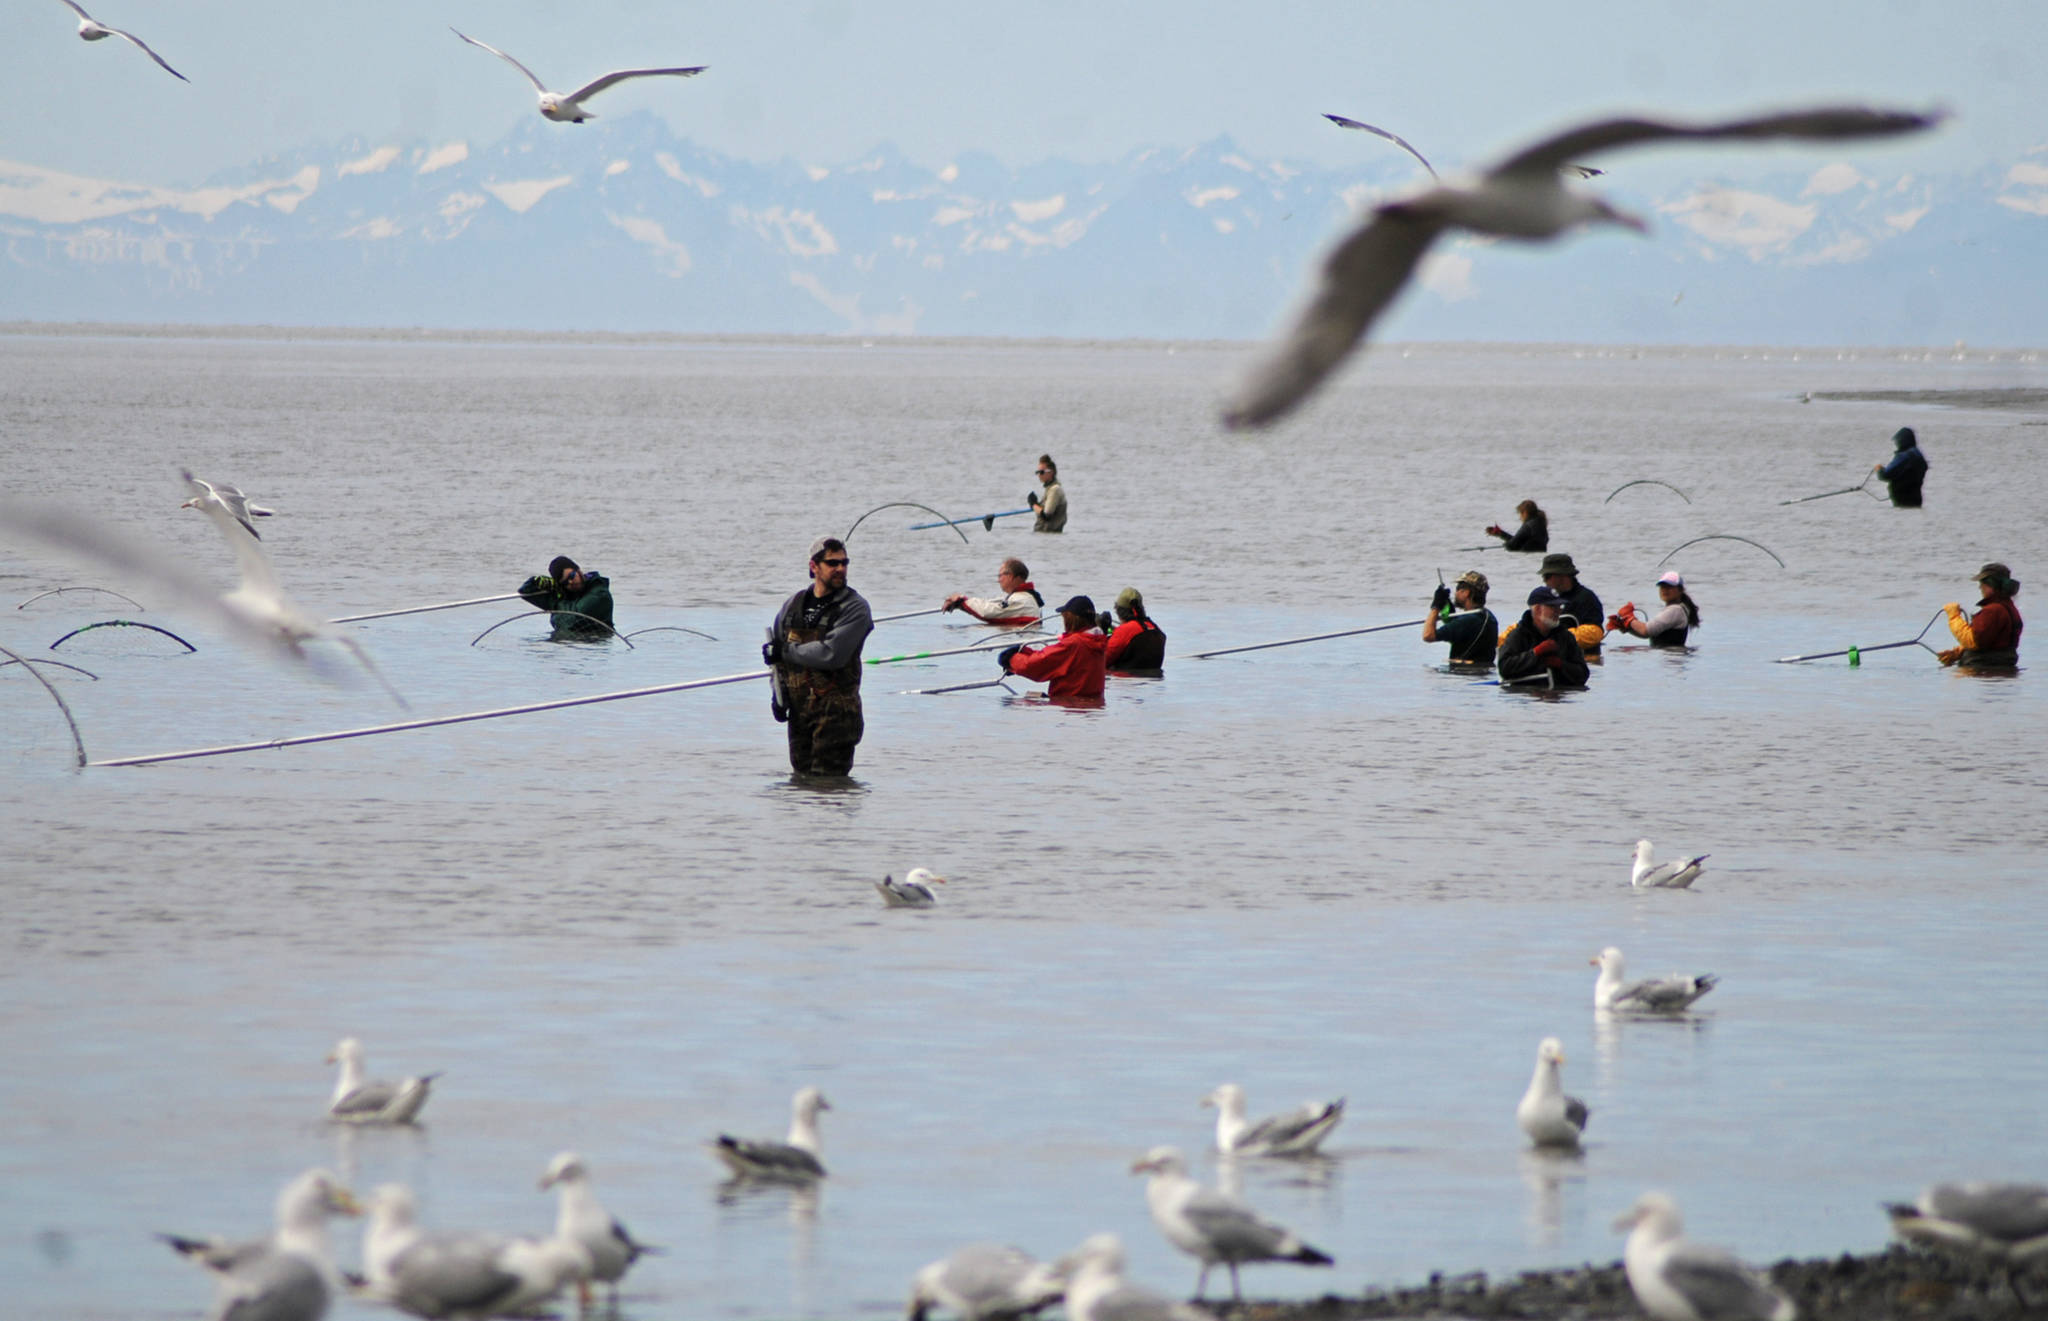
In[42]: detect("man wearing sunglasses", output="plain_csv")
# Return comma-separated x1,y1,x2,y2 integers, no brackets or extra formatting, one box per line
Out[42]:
515,555,615,641
763,536,874,776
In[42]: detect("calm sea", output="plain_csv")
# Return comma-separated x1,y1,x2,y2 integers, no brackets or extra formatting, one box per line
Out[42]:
2,330,2045,1320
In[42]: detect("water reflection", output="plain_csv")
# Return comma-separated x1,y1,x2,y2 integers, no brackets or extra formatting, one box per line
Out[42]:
1592,1009,1713,1084
1518,1147,1585,1251
1212,1151,1342,1207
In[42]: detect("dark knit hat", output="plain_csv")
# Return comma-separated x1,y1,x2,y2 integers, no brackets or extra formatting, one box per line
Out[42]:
1893,427,1917,450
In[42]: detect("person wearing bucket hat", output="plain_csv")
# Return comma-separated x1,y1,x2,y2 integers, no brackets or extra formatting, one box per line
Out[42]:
1422,569,1497,665
1104,586,1167,671
764,535,874,776
1538,552,1606,653
1002,593,1107,698
1873,426,1929,507
1497,585,1590,688
1936,562,2022,668
1607,570,1701,648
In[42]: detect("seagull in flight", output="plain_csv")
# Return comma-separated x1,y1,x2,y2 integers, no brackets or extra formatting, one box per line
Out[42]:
451,28,705,123
1325,114,1606,182
181,472,275,540
1226,104,1944,429
55,0,186,82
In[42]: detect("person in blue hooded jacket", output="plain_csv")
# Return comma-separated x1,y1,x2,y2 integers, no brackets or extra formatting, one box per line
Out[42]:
1874,427,1928,507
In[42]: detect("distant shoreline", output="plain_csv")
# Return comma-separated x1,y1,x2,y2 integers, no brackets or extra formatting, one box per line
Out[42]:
4,322,2043,360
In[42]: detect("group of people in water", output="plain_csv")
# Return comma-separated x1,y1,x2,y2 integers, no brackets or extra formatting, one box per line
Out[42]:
507,427,2018,774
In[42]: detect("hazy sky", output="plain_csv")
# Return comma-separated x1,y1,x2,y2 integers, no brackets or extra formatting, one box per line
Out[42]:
4,1,2040,184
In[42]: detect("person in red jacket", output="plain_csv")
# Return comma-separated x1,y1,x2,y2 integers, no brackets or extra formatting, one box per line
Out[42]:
1002,595,1108,698
1104,587,1166,671
1938,561,2022,668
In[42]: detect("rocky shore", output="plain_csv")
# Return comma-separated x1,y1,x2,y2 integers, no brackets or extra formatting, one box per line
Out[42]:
1223,1246,2045,1320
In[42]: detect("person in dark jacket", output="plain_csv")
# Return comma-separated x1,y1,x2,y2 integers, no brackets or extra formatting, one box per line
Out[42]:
1422,569,1498,665
1874,427,1929,507
764,536,875,776
1938,561,2022,668
1486,500,1549,552
1103,587,1166,671
1498,586,1590,688
516,556,615,640
1539,552,1605,653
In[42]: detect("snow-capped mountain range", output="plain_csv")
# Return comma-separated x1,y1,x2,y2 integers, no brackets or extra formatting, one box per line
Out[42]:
4,112,2043,343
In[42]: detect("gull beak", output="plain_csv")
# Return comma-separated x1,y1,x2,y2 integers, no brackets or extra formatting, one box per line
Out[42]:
329,1187,362,1217
538,1174,554,1191
1129,1156,1156,1175
1588,955,1601,967
180,497,199,510
323,1051,337,1064
929,875,948,885
1199,1094,1215,1109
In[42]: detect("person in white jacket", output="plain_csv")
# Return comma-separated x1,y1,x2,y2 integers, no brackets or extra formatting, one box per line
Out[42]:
942,558,1044,625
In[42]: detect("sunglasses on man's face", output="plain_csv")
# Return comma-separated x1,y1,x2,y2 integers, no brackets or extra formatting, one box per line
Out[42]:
819,557,850,568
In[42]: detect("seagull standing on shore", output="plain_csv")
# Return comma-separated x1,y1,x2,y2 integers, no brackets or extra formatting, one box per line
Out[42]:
1201,1083,1345,1156
1224,104,1944,429
451,29,705,123
1516,1037,1589,1149
1592,947,1718,1013
55,0,187,81
907,1243,1065,1321
1132,1146,1333,1301
1615,1192,1795,1321
1885,1182,2048,1263
708,1086,831,1181
1058,1235,1214,1321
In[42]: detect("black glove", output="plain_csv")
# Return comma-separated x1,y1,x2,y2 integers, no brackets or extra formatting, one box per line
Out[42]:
762,637,784,666
1027,492,1040,508
1098,612,1114,633
997,645,1022,674
1431,584,1451,611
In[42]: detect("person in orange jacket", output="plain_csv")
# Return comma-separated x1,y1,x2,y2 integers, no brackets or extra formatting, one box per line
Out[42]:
1937,562,2022,668
1000,595,1107,698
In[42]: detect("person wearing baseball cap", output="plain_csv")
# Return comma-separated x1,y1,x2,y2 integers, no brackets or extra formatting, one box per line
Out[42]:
1000,593,1107,698
1606,570,1700,648
1937,562,2022,668
1873,426,1929,507
762,536,875,775
1104,587,1166,672
1539,552,1606,654
1422,569,1497,665
1497,585,1590,689
514,554,615,641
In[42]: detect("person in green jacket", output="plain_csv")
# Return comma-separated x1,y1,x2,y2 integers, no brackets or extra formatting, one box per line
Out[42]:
516,556,615,641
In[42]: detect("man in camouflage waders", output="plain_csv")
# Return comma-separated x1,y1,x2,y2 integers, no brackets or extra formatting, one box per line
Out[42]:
764,536,875,776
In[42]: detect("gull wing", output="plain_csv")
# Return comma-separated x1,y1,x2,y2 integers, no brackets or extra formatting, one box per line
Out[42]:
1178,1188,1293,1259
57,0,95,20
1490,106,1942,177
1657,1243,1788,1321
450,28,549,93
1924,1182,2048,1244
107,25,187,81
1222,209,1441,429
563,66,708,104
1323,114,1438,179
181,470,286,606
0,500,266,643
1238,1099,1343,1152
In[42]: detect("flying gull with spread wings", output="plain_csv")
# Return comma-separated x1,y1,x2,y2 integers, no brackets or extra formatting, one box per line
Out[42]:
55,0,187,82
1225,104,1943,429
451,28,705,123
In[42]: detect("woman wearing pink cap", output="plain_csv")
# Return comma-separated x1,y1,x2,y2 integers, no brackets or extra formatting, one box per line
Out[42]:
1606,571,1700,647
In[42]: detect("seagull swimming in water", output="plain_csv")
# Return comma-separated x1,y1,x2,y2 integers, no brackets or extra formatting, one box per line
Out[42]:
1632,839,1708,889
541,1153,660,1309
708,1085,831,1182
55,0,187,82
1202,1083,1344,1156
876,868,947,908
451,28,705,123
1226,104,1944,429
326,1037,439,1125
1592,947,1718,1013
1516,1037,1589,1149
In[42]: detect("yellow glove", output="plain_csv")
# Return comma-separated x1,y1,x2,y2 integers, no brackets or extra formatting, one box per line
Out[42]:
1943,602,1963,620
1947,608,1976,649
1937,647,1963,667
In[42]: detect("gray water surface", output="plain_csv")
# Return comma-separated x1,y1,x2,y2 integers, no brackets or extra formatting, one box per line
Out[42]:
2,332,2044,1320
